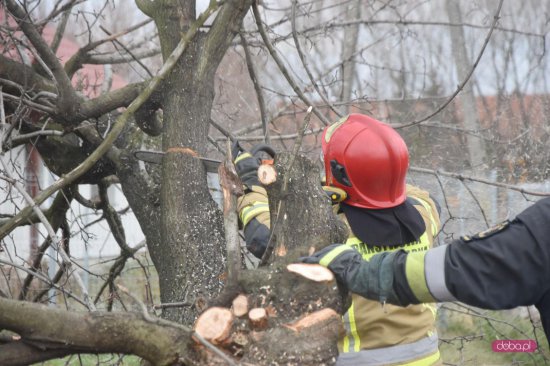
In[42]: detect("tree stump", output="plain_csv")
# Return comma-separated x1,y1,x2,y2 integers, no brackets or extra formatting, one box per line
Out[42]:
191,153,350,365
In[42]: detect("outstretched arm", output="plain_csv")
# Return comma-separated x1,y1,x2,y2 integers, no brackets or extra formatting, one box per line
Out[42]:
302,197,550,345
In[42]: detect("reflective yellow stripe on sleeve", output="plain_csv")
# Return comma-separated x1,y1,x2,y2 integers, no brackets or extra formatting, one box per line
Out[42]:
319,245,352,267
405,251,437,303
239,202,269,227
234,152,252,164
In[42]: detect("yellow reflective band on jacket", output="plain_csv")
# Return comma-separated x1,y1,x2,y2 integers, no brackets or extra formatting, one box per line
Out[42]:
234,152,253,164
345,233,431,261
319,245,352,267
401,350,441,366
342,303,361,352
239,202,269,227
406,251,437,303
341,232,435,355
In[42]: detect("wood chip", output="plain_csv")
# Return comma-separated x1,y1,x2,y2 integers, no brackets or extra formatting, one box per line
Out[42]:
285,308,339,332
286,263,334,283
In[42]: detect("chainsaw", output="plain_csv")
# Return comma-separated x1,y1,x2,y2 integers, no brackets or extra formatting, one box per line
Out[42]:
133,145,346,203
133,144,276,173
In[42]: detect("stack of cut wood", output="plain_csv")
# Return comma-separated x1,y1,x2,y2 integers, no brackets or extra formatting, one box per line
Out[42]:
192,263,343,365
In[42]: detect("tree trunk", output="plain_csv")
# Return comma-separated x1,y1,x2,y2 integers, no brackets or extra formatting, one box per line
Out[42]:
142,0,252,323
446,1,486,172
340,0,362,108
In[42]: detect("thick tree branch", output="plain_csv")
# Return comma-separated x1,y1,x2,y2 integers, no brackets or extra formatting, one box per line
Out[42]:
0,55,56,94
0,296,192,366
199,0,252,82
5,0,79,117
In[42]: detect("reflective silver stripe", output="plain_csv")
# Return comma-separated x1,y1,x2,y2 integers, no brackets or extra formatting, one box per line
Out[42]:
336,333,439,366
424,245,457,301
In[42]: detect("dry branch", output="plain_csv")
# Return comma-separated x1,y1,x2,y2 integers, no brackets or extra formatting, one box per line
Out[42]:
285,308,340,332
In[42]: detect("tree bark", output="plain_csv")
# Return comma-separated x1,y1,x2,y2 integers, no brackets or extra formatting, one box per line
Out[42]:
144,0,252,323
263,151,349,265
0,296,191,366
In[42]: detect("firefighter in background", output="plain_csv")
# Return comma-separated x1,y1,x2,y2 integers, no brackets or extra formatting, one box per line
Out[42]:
234,113,443,366
302,196,550,349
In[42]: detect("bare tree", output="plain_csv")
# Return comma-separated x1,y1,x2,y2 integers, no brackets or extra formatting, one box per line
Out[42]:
1,0,550,364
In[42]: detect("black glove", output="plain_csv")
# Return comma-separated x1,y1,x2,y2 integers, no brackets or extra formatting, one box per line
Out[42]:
232,141,276,189
301,244,403,306
232,141,261,189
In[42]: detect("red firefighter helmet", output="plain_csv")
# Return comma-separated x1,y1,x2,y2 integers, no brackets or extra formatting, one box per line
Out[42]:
321,114,409,209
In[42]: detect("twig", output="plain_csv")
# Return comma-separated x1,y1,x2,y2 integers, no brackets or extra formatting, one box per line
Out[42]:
153,301,193,310
0,171,96,310
291,1,341,118
252,3,331,126
260,107,313,265
239,31,270,144
394,0,504,129
100,25,154,78
0,258,88,307
409,166,550,197
0,2,221,241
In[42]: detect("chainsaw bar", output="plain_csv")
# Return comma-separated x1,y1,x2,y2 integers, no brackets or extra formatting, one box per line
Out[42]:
133,150,222,173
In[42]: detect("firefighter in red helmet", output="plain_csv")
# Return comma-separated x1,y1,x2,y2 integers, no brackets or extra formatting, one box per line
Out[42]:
234,113,443,365
321,113,409,209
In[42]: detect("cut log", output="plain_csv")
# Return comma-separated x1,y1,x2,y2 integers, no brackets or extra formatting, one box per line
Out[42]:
285,308,339,332
258,163,277,185
231,294,249,318
248,307,268,331
193,307,234,345
286,263,334,283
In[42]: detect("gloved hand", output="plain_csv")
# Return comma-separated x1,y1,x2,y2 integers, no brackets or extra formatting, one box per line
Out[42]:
301,244,404,306
232,141,276,189
232,140,262,189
